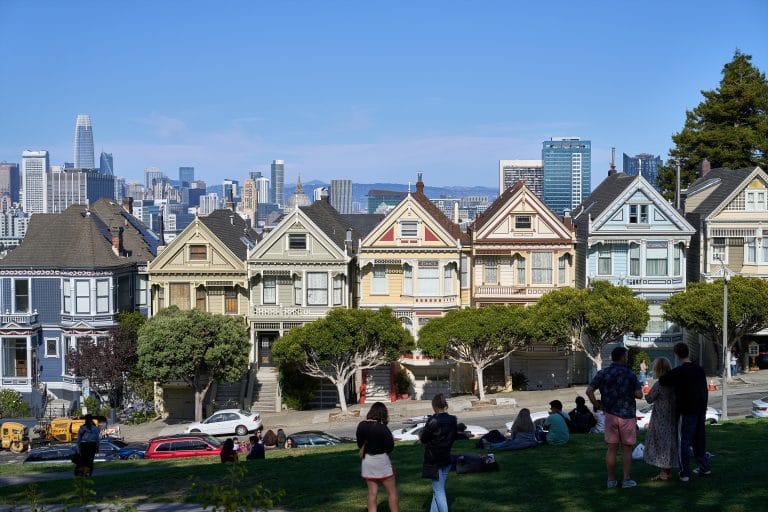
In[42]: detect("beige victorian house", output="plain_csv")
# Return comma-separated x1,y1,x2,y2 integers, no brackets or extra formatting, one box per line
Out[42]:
469,181,578,389
148,209,258,419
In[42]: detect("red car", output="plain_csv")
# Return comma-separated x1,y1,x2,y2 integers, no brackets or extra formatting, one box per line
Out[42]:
145,433,222,459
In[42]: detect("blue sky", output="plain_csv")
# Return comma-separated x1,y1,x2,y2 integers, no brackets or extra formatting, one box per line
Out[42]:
1,0,766,190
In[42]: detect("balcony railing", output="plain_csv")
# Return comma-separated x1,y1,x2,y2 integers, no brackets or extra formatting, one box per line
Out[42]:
473,286,553,297
412,295,459,305
251,305,331,318
0,311,40,327
60,313,119,324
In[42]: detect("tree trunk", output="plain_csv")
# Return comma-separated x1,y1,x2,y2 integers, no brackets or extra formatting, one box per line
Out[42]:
475,366,485,400
586,353,602,380
335,380,349,414
194,388,204,422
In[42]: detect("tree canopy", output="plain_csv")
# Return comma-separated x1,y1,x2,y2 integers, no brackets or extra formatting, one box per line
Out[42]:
137,307,250,421
527,281,649,372
418,305,529,400
272,307,413,413
662,275,768,377
658,50,768,196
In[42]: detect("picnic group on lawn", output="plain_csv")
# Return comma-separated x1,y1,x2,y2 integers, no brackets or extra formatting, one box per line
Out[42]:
352,342,712,511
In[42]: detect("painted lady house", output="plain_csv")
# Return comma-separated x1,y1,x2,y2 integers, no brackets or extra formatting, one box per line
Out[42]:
0,199,156,413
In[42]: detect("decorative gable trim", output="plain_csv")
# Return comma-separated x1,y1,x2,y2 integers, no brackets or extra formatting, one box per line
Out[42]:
707,167,768,220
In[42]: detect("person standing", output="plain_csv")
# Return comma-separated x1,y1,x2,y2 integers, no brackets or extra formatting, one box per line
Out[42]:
356,402,399,512
76,414,100,477
420,393,457,512
639,360,648,387
643,358,678,481
659,342,711,482
586,346,643,489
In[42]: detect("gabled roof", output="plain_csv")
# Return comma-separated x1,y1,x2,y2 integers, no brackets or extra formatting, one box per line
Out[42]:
300,199,383,253
412,185,470,244
198,210,259,260
1,199,157,269
572,172,636,222
470,181,525,231
684,167,760,218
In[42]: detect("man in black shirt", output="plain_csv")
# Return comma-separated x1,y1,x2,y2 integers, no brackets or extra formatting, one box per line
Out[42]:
659,342,712,481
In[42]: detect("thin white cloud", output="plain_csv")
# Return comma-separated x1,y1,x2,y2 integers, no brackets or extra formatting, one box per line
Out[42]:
140,113,188,138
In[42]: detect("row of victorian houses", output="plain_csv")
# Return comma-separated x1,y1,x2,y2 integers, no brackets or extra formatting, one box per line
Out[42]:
2,166,766,418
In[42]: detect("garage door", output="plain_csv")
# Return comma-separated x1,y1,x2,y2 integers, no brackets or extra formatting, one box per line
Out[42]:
526,359,568,390
162,387,195,420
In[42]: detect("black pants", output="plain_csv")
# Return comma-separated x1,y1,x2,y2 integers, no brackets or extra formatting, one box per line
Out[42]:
78,441,98,476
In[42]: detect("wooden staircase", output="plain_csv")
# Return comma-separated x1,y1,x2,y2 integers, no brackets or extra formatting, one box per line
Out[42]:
251,367,279,413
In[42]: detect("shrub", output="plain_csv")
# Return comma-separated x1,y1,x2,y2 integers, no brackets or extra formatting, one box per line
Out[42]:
395,367,411,395
510,371,528,391
0,388,31,417
279,364,318,410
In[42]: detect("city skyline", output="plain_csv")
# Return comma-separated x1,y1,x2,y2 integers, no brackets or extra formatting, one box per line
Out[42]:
1,1,766,190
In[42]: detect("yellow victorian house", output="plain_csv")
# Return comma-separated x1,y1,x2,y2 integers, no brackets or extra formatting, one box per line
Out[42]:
147,209,258,419
468,181,579,390
357,174,471,400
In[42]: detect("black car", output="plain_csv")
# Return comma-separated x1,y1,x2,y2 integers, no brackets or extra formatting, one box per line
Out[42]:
286,431,355,448
24,443,117,464
98,438,147,460
757,344,768,369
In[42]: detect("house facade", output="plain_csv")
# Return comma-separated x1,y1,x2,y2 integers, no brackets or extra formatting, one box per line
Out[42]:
573,173,695,369
0,200,156,413
469,181,580,389
357,176,471,400
247,199,382,409
147,209,257,418
684,166,768,370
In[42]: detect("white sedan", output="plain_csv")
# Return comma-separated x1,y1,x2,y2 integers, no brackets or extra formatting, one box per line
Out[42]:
392,422,489,441
752,396,768,418
185,409,262,437
636,405,721,429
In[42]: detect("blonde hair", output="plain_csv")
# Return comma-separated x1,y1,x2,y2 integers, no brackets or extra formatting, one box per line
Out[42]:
653,357,672,378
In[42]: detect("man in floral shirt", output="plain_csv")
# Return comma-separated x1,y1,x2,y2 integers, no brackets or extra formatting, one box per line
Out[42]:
586,346,643,489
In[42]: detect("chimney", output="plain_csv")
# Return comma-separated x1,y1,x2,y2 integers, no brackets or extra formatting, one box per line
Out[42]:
230,215,235,225
608,147,617,176
416,172,424,194
111,227,124,255
122,196,134,214
700,158,711,177
345,228,353,254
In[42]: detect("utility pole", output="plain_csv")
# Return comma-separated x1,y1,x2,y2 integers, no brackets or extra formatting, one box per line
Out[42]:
675,160,681,210
715,255,729,420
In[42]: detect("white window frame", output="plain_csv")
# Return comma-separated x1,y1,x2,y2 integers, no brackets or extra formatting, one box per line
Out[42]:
294,274,303,306
62,279,71,314
558,255,568,284
288,234,307,250
418,261,439,296
531,251,553,285
746,190,767,211
711,238,727,263
402,264,413,295
96,279,110,314
628,204,649,224
443,265,453,295
13,279,30,314
306,272,328,306
136,277,148,306
262,276,276,304
371,265,387,295
399,221,418,238
646,242,669,277
515,215,532,230
460,255,469,289
45,337,58,358
597,245,612,275
332,275,343,305
629,244,640,276
674,244,682,276
484,256,498,284
515,256,526,285
75,279,90,314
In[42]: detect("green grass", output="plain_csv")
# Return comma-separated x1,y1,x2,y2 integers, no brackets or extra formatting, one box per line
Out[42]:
0,419,764,511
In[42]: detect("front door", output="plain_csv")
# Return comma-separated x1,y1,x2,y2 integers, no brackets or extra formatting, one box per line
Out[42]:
259,334,277,367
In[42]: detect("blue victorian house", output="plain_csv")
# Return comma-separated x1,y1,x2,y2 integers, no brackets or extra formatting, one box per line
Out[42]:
573,171,695,368
0,199,157,413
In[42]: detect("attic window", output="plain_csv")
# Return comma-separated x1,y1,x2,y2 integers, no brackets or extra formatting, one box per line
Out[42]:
400,221,418,238
515,215,531,229
189,245,207,260
629,205,648,224
289,234,307,250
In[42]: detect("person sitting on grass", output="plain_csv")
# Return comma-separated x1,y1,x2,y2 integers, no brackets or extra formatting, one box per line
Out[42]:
569,396,597,434
591,400,606,434
220,438,238,464
484,408,538,451
246,434,265,460
262,429,278,450
543,400,570,446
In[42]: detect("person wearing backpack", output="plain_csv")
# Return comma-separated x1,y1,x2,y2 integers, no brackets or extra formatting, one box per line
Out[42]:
569,396,597,434
543,400,570,446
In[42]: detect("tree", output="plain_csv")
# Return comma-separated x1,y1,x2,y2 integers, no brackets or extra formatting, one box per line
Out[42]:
662,275,768,378
65,311,146,408
272,307,413,414
137,307,250,421
417,305,529,400
528,281,649,372
658,50,768,196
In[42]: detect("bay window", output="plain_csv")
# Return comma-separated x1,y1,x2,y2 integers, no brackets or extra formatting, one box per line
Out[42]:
558,255,568,284
646,242,668,276
418,261,439,295
75,280,90,314
307,272,328,306
674,244,682,276
484,257,497,284
532,252,553,284
263,276,276,304
597,245,612,275
63,280,71,313
96,279,110,313
402,264,413,295
333,275,343,305
629,244,640,276
294,274,303,305
443,265,453,295
515,256,526,285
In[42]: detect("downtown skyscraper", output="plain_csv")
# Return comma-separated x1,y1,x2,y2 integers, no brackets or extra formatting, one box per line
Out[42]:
623,153,663,191
330,179,353,214
100,152,114,175
74,114,95,169
542,137,591,216
21,150,49,214
270,159,285,207
179,166,194,186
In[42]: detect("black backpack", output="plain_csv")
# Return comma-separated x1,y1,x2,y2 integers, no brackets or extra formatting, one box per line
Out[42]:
570,409,596,433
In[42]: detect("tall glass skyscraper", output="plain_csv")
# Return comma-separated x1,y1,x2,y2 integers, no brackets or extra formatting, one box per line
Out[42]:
179,166,194,186
623,153,663,191
542,137,591,216
330,179,353,213
74,114,95,169
21,150,49,214
270,159,285,207
100,152,113,175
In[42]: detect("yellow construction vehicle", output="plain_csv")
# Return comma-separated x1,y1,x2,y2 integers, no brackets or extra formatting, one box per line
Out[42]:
33,416,107,445
1,422,30,453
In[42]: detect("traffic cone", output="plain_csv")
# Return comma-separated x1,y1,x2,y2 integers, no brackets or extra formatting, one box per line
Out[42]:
642,383,650,394
708,379,716,391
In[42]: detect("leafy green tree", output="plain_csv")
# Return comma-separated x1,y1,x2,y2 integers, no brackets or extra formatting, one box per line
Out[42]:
528,281,649,372
418,305,529,400
662,275,768,378
272,307,413,414
658,50,768,196
137,307,250,421
0,388,31,417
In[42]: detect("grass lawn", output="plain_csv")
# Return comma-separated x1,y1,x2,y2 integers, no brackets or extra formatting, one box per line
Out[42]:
0,419,763,511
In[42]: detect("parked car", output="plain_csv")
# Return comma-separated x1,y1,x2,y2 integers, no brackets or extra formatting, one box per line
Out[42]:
392,423,489,441
185,409,262,437
505,411,549,434
636,404,722,429
751,396,768,418
23,443,116,464
145,434,222,459
756,344,768,370
286,431,354,448
98,438,147,460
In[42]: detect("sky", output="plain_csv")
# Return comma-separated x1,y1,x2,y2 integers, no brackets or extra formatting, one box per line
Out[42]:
1,0,766,191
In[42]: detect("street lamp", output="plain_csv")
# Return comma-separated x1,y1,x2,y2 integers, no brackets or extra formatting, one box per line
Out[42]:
714,255,729,420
